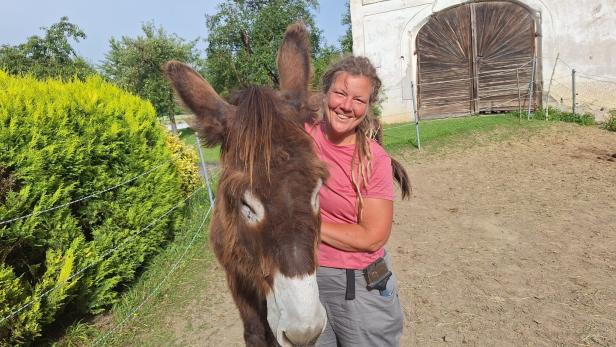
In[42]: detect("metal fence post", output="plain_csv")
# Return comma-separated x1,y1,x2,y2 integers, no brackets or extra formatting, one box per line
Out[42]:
516,67,522,121
410,81,421,150
527,57,536,120
545,53,559,120
195,136,215,207
572,69,576,115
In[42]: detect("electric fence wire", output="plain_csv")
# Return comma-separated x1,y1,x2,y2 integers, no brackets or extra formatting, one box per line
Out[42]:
477,66,533,75
576,73,616,86
577,100,606,110
421,84,537,102
548,78,610,109
0,186,204,326
0,161,171,227
419,94,534,109
416,67,533,87
207,166,222,181
92,204,213,347
409,56,611,115
549,78,571,91
545,56,616,85
381,94,533,135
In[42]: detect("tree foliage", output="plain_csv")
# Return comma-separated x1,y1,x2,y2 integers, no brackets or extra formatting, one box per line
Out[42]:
204,0,333,95
0,71,198,344
101,22,200,131
340,1,353,54
0,17,96,80
313,45,342,90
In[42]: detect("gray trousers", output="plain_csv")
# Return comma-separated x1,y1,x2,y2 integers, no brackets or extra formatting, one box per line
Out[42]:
315,252,403,347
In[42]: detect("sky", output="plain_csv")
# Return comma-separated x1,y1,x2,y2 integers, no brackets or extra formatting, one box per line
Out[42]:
0,0,348,66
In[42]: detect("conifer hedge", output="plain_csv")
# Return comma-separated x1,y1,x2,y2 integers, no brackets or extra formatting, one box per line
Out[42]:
0,71,199,344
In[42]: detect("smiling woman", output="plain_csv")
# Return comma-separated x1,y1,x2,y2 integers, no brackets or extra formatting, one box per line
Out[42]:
305,55,410,347
324,73,373,145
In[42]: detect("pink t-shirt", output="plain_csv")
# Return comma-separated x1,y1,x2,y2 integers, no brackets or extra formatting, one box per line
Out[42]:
305,122,393,269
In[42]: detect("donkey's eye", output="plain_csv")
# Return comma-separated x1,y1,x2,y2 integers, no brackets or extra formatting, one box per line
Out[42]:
310,179,322,214
241,191,265,225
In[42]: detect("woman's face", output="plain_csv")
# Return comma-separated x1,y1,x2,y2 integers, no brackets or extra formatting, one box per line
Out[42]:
324,72,372,145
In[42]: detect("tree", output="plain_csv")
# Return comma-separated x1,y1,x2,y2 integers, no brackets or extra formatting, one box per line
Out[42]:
0,16,96,80
204,0,328,95
340,1,353,54
313,45,342,90
101,22,200,133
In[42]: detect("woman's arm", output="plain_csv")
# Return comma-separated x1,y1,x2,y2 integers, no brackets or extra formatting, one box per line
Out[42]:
320,197,393,252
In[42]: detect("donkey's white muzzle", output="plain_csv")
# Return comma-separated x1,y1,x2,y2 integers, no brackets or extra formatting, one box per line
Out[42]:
266,272,327,346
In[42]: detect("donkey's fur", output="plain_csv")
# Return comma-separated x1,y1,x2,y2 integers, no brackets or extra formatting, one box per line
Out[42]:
165,23,327,347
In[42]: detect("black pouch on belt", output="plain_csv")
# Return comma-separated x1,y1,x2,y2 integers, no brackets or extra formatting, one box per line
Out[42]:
363,257,392,291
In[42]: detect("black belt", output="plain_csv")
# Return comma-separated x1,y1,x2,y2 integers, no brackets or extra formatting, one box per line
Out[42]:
344,257,391,301
345,269,355,300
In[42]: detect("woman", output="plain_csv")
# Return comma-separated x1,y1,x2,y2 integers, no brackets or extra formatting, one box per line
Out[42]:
306,56,411,346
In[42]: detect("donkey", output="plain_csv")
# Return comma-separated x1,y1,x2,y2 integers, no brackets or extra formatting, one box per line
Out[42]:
165,23,328,347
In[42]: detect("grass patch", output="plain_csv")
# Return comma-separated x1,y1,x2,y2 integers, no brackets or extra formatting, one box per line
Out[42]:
178,128,221,163
603,109,616,132
532,107,596,126
55,188,217,347
381,113,549,153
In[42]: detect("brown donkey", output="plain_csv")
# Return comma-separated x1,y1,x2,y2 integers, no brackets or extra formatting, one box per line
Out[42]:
165,23,327,347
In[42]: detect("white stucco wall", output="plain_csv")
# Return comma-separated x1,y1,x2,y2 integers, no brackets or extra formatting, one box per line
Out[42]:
350,0,616,122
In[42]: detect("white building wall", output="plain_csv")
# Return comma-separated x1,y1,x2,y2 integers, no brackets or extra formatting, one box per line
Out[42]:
350,0,616,123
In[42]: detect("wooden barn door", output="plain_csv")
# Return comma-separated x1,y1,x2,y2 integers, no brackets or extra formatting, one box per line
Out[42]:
416,1,539,119
473,2,537,113
416,5,474,118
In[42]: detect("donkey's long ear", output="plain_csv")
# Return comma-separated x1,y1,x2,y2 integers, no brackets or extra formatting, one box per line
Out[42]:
164,61,232,146
277,22,311,93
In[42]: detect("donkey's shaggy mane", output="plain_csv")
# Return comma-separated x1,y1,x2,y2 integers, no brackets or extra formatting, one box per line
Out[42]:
236,87,273,187
226,86,313,188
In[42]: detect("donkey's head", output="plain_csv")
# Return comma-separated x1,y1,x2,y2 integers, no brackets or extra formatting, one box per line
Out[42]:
165,23,327,346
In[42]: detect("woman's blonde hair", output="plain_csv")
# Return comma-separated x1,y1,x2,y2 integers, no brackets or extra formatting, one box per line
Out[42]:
321,56,409,218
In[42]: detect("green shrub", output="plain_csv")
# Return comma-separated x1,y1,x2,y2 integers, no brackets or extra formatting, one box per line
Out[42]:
164,134,201,194
0,71,198,345
535,107,595,125
604,109,616,132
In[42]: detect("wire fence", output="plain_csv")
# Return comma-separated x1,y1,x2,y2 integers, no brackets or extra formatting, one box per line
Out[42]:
0,161,171,227
399,54,616,149
0,139,220,344
0,186,204,326
543,56,616,122
3,51,613,343
92,204,214,347
82,54,614,344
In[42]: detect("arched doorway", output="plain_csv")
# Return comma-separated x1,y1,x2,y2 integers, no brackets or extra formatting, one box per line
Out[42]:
416,1,541,119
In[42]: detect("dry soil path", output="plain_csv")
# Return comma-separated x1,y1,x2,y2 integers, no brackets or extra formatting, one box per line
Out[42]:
160,123,616,346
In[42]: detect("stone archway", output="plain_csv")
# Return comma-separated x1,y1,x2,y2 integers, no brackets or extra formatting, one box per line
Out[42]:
416,1,541,119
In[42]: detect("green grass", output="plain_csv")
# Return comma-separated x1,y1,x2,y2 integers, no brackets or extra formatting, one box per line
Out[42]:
382,113,549,153
179,128,221,163
532,107,596,126
602,109,616,132
55,188,217,347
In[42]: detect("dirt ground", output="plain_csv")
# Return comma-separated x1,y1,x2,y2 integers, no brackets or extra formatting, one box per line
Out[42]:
164,123,616,346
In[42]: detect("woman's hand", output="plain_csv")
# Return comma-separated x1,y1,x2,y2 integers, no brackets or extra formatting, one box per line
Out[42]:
320,198,393,252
